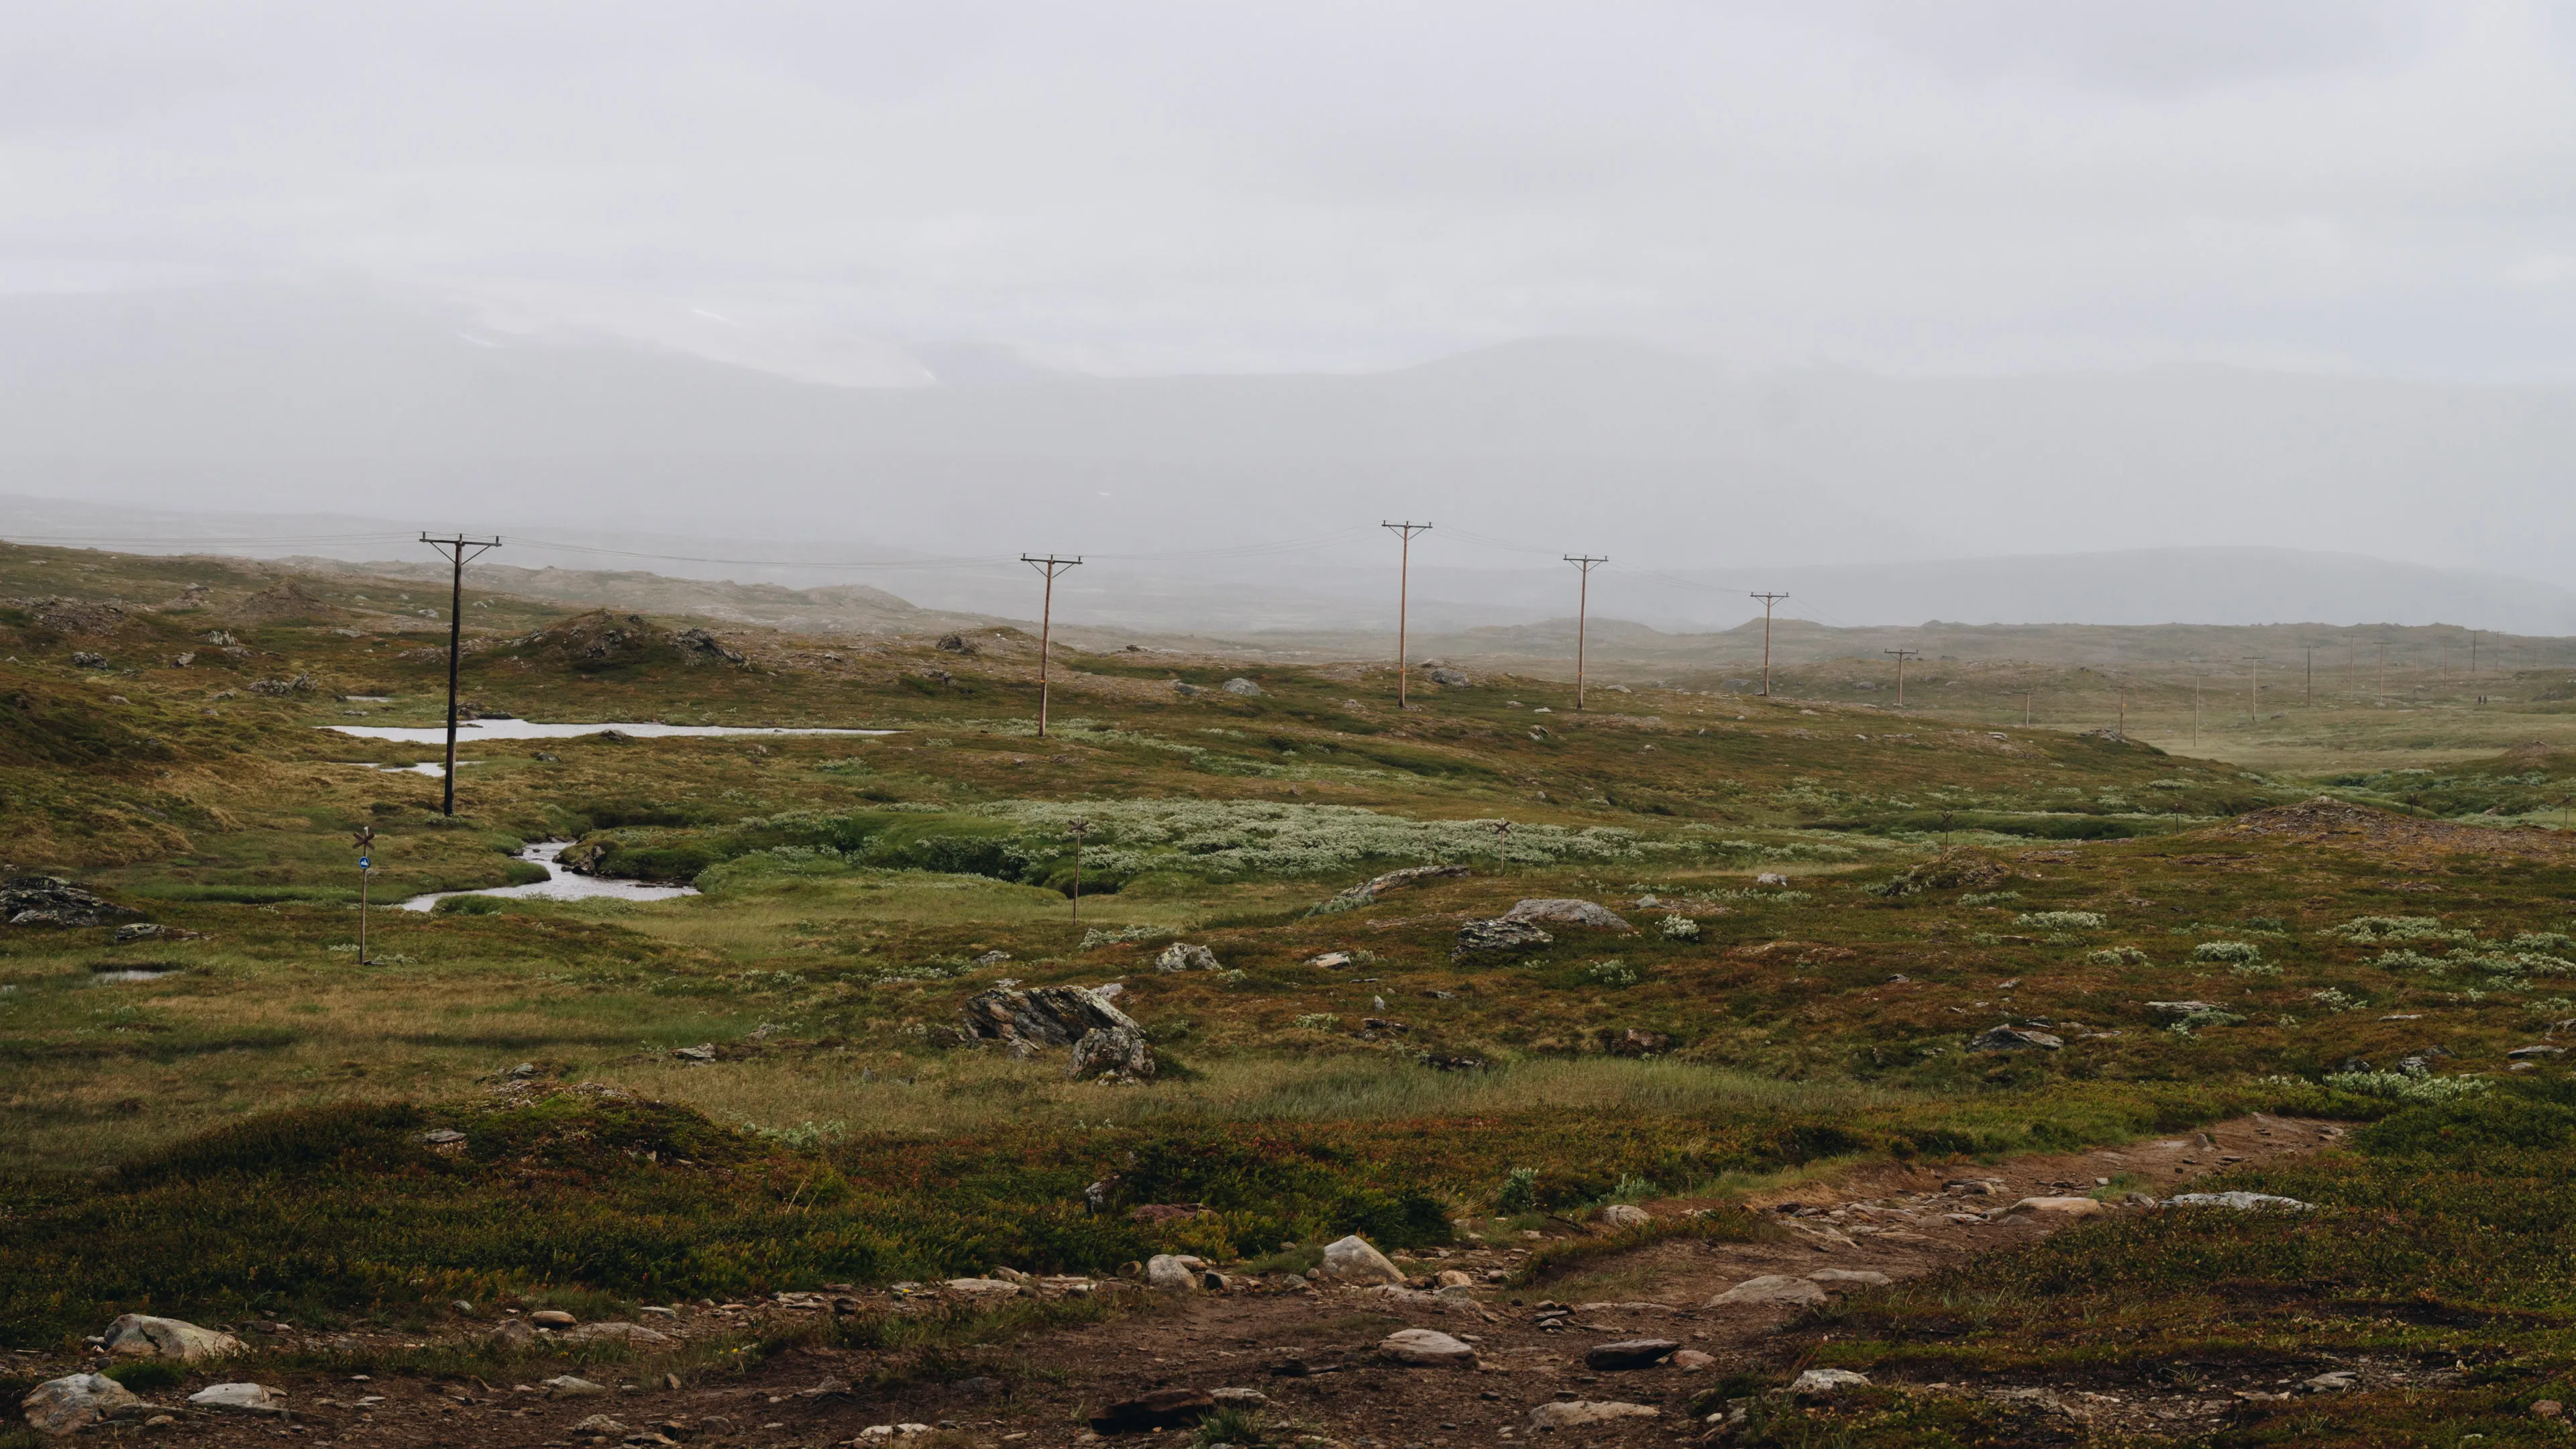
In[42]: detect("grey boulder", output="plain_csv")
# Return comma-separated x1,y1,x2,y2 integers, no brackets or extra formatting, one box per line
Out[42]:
1318,1234,1405,1285
3,877,142,928
1154,943,1220,973
1452,918,1554,960
959,985,1140,1050
1582,1339,1680,1371
1503,898,1632,930
21,1374,149,1436
1068,1025,1157,1083
103,1313,244,1362
1379,1328,1477,1366
187,1383,285,1415
1705,1275,1828,1308
1222,678,1262,696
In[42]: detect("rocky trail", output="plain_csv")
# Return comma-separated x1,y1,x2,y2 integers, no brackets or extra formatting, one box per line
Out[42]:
35,1116,2343,1447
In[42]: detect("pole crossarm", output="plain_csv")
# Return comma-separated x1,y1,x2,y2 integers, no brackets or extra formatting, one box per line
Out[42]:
419,533,501,816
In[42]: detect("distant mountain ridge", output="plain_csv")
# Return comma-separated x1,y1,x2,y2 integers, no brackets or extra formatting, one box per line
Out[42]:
2,278,2572,620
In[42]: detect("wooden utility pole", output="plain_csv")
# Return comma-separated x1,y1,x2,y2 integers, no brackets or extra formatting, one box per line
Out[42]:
1564,553,1606,710
1882,648,1919,706
1750,592,1788,697
419,533,500,816
1020,555,1082,738
1383,522,1432,708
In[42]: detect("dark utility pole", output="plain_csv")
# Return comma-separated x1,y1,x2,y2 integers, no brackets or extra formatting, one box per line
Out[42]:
420,533,500,816
1383,522,1432,708
1564,553,1606,710
1749,592,1788,697
1020,555,1082,739
1883,648,1919,707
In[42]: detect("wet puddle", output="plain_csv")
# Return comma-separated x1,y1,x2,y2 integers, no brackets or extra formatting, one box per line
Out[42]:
399,841,698,912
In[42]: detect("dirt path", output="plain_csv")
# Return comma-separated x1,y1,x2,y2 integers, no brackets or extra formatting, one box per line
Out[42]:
92,1116,2342,1447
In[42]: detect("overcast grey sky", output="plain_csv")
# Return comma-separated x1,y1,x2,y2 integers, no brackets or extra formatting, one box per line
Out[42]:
7,1,2576,381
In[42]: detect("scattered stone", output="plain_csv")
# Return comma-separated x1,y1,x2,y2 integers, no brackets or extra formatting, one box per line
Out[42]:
1968,1025,2063,1052
103,1313,244,1361
529,1309,578,1326
1379,1328,1477,1366
113,922,165,943
1670,1349,1717,1371
188,1383,286,1415
1322,863,1470,910
1424,667,1472,687
1154,942,1220,973
2165,1191,2314,1212
1790,1368,1872,1397
2005,1196,2106,1218
1807,1269,1894,1290
70,651,109,669
1222,678,1262,696
487,1319,537,1350
853,1426,934,1445
1307,951,1354,969
1527,1401,1658,1430
21,1373,148,1435
542,1376,608,1397
973,949,1012,965
1210,1388,1270,1408
1706,1275,1827,1308
1755,872,1791,888
1596,1203,1652,1229
3,876,143,928
1318,1234,1405,1285
421,1128,466,1144
1502,898,1633,930
672,1043,718,1062
1452,918,1553,960
1068,1025,1157,1083
1146,1256,1201,1292
561,1322,672,1345
1582,1339,1680,1371
568,1413,630,1439
1599,1027,1670,1057
1435,1269,1475,1288
934,633,975,653
2146,1001,2228,1018
2299,1371,2360,1394
2508,1044,2567,1059
1089,1388,1216,1433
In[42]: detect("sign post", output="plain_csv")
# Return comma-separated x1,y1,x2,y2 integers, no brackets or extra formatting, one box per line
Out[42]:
353,826,375,965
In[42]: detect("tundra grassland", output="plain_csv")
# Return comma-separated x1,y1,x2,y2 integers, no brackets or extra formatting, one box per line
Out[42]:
8,541,2576,1444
